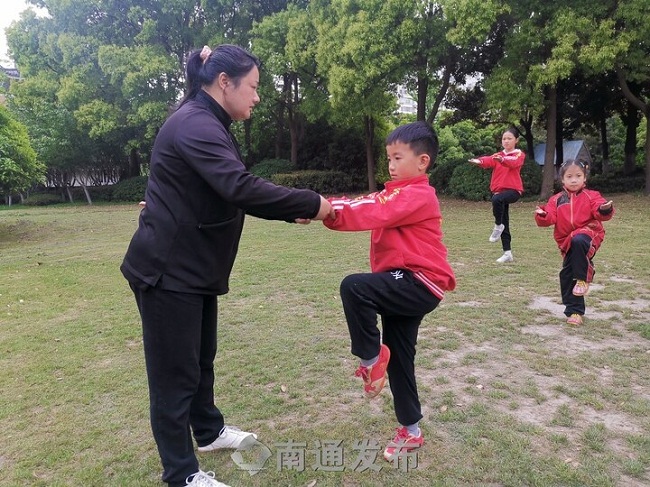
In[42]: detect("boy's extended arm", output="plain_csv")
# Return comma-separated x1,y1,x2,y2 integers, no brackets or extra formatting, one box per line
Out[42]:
324,189,435,232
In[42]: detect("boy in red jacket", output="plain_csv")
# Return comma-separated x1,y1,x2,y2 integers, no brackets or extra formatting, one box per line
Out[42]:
323,121,456,461
535,159,614,326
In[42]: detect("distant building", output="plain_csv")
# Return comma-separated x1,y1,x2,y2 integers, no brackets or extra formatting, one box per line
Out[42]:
533,140,592,167
395,85,417,115
0,66,21,104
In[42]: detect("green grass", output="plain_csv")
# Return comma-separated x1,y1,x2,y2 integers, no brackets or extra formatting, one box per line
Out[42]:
1,194,649,486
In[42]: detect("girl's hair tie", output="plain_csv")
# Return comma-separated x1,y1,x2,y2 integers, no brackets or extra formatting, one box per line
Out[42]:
200,45,212,64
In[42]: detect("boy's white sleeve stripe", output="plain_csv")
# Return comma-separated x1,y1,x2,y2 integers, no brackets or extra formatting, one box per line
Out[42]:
330,199,376,210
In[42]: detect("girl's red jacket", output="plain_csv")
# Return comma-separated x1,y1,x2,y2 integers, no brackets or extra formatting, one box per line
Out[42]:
323,174,456,299
477,149,525,194
534,187,614,255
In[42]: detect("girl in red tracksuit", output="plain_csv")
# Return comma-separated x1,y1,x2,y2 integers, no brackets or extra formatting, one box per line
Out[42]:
469,127,525,263
323,121,456,462
534,159,614,326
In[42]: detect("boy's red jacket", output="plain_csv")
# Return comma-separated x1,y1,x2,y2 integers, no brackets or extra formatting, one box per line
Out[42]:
477,149,525,193
323,175,456,299
535,187,614,255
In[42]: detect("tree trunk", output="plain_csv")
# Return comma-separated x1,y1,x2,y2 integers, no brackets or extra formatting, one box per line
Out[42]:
519,113,534,158
288,75,299,165
644,115,650,196
623,101,639,176
81,184,93,205
599,117,611,175
275,74,289,159
616,67,649,193
555,106,564,167
541,85,558,200
65,186,74,203
427,60,453,125
128,148,140,178
416,75,428,122
364,116,377,192
244,119,253,168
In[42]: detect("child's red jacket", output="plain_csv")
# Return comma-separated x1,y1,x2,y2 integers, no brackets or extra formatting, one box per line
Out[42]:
323,175,456,299
535,187,614,256
477,149,525,194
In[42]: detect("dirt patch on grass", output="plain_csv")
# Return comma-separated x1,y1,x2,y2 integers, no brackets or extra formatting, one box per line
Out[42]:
414,279,650,484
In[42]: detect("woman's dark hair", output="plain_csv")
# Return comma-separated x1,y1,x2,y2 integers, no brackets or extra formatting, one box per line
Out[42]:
179,44,261,107
559,159,590,178
386,121,439,169
504,126,520,138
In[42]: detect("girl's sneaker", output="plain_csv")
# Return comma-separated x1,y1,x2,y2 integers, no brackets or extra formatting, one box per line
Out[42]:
354,344,390,398
572,280,589,296
496,251,513,263
566,314,583,326
383,427,424,461
489,224,505,242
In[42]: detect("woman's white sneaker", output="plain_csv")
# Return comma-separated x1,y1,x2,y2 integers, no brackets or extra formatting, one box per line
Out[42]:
197,426,258,452
185,470,230,487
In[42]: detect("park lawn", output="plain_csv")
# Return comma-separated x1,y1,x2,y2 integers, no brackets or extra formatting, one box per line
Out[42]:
0,194,649,487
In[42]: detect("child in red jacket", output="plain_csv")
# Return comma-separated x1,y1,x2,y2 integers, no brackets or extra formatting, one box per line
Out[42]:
323,121,456,461
469,127,525,264
534,159,614,326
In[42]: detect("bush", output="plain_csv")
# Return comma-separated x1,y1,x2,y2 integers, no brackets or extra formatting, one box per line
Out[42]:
112,176,148,202
88,185,115,202
271,170,359,195
250,159,295,179
521,158,543,196
448,163,492,201
24,193,64,206
430,159,464,194
588,172,645,194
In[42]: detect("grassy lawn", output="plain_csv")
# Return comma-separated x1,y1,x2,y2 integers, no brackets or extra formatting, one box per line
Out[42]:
1,194,649,487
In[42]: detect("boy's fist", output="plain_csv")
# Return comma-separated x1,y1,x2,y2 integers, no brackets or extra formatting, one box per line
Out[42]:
535,206,547,216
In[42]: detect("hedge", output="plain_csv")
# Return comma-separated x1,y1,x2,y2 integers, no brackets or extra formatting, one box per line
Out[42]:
271,170,359,195
249,159,295,179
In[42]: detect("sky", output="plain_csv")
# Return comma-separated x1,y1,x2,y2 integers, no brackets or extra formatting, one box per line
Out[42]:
0,0,41,67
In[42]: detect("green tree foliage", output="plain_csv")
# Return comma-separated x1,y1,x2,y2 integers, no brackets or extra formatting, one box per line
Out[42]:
578,0,650,194
2,0,649,201
252,4,329,165
0,105,45,199
313,0,411,191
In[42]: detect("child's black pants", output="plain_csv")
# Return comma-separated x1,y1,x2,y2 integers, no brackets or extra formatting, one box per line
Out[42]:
560,234,595,316
339,270,440,426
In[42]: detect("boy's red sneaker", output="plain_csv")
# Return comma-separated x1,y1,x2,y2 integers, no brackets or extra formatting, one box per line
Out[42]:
383,426,424,461
354,344,390,398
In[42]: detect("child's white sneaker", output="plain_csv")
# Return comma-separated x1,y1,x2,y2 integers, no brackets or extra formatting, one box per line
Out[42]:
496,251,513,263
489,224,505,242
185,470,230,487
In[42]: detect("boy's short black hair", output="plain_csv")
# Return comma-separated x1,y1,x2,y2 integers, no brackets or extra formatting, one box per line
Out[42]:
386,121,439,169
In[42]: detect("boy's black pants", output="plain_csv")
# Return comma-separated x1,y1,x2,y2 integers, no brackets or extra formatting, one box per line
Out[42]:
560,234,596,316
130,283,225,487
340,270,440,427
